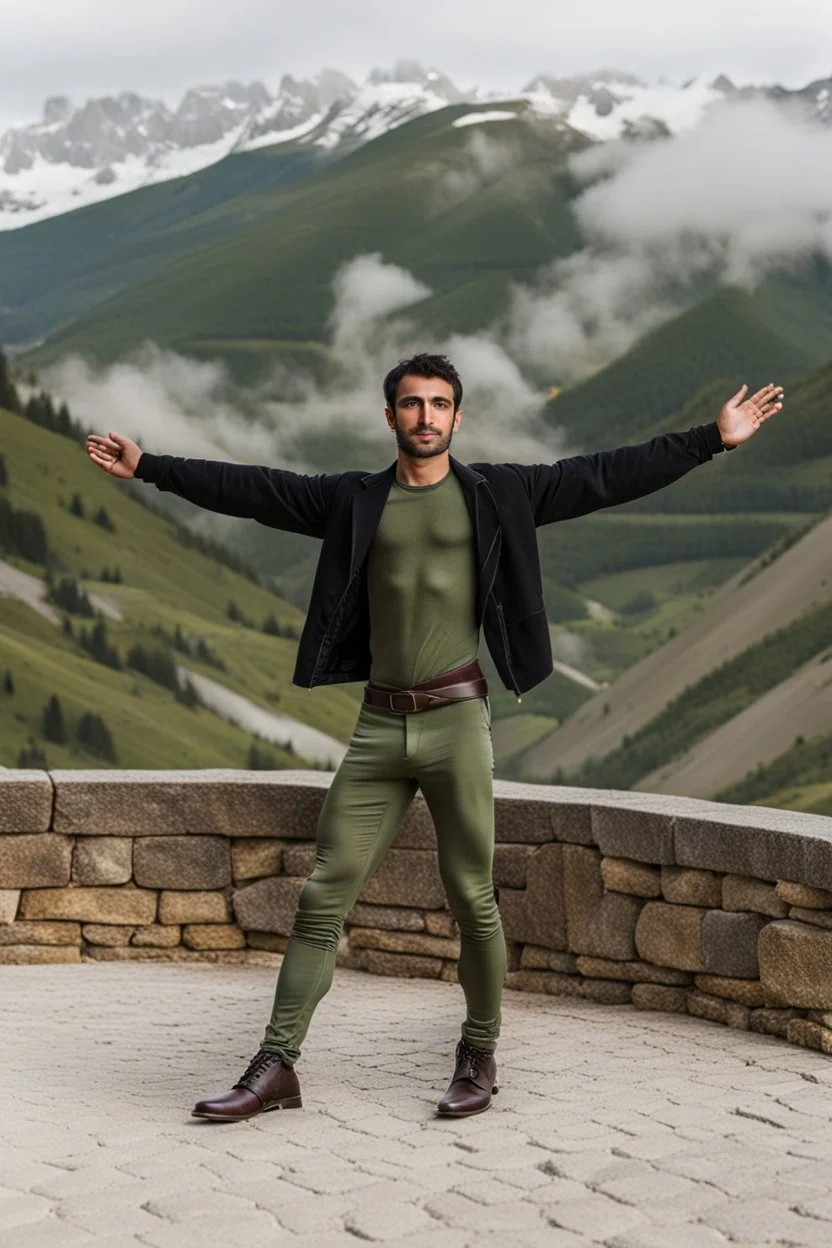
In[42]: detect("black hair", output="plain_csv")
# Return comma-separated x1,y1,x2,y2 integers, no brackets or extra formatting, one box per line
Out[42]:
382,353,463,413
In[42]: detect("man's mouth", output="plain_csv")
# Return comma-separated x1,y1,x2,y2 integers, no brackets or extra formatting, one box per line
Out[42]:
415,431,437,439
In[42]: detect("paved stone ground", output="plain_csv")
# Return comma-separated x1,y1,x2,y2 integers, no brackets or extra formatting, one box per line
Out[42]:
4,965,832,1248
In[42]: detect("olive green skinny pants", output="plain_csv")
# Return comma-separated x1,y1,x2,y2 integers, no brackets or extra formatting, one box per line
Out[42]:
260,694,507,1064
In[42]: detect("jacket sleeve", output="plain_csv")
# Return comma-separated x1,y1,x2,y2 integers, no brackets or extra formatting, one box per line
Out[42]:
134,452,339,539
520,422,726,527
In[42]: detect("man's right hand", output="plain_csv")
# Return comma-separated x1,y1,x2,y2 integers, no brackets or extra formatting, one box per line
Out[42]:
85,431,143,480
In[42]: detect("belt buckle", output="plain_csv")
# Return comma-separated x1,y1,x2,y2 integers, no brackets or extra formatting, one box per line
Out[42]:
389,691,418,713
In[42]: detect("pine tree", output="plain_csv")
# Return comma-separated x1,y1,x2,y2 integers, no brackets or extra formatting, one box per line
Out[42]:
69,491,85,519
42,693,66,744
17,738,47,768
0,349,21,414
76,711,117,762
0,454,7,488
2,669,13,694
92,506,115,532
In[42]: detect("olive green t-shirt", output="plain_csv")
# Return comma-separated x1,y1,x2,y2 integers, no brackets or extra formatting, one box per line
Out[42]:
366,470,479,690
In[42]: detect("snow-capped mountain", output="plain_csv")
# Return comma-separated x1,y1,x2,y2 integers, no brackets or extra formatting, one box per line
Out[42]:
2,64,831,232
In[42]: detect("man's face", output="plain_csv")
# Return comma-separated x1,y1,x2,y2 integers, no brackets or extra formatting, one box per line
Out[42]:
385,374,462,459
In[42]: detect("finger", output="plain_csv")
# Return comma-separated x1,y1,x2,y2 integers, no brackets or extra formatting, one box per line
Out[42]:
729,383,748,405
749,383,779,406
87,434,121,453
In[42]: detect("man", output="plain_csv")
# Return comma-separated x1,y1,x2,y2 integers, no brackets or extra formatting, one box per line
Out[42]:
85,353,783,1121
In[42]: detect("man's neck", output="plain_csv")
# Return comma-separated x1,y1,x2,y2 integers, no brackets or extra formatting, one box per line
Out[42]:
395,451,452,488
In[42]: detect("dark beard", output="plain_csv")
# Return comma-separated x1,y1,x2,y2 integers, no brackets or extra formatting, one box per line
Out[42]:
393,424,454,459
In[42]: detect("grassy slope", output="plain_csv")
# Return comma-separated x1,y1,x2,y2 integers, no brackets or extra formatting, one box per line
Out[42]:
0,406,362,767
21,110,586,371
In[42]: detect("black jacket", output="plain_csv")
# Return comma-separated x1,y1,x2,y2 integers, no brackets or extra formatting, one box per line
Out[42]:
134,420,727,697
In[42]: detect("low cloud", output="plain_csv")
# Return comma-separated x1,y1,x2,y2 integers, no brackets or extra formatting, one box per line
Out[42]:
505,97,832,382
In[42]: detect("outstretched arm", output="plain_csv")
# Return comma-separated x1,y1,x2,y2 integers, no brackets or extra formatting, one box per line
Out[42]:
525,383,783,527
85,431,337,539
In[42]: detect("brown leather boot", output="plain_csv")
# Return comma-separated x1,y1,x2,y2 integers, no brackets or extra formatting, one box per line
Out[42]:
191,1049,302,1122
437,1038,498,1117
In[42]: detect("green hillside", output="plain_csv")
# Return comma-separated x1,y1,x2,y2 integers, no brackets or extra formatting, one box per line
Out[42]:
19,106,586,376
0,402,362,769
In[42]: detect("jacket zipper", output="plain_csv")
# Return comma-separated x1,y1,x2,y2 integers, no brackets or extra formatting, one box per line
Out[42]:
494,599,522,703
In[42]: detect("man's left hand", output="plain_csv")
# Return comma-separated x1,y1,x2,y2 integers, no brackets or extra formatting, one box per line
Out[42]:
717,382,783,448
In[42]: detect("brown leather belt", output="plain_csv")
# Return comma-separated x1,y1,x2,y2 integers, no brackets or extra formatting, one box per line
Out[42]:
363,657,488,714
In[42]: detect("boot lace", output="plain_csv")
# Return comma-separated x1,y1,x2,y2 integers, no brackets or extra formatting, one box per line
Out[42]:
456,1038,493,1079
233,1049,284,1089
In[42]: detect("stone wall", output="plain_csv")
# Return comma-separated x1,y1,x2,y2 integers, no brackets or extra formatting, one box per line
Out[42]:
3,770,832,1055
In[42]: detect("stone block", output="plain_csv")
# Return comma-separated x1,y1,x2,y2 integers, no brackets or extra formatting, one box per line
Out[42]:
601,857,661,898
632,984,689,1013
635,901,705,971
786,1018,832,1054
519,946,578,972
694,975,766,1007
759,920,832,1009
505,970,586,998
750,1008,804,1038
282,844,317,876
247,932,289,952
0,771,53,832
134,836,230,890
424,911,456,937
493,844,537,888
674,804,832,890
233,876,305,935
396,797,436,849
183,923,246,950
0,834,72,888
581,979,632,1004
0,890,20,923
661,866,722,908
347,903,426,931
20,885,157,925
158,891,230,924
497,843,567,950
563,845,641,959
687,991,750,1030
131,925,181,947
230,839,282,882
83,946,281,965
702,910,767,978
357,848,446,909
72,837,133,886
0,920,80,945
82,924,134,946
347,929,460,958
0,945,81,964
777,881,832,909
592,801,675,864
50,770,331,837
722,875,788,917
355,949,442,978
576,956,692,986
493,784,591,844
789,907,832,929
440,962,459,983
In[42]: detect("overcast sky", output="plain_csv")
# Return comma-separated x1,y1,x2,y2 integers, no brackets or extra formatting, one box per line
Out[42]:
3,0,831,130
